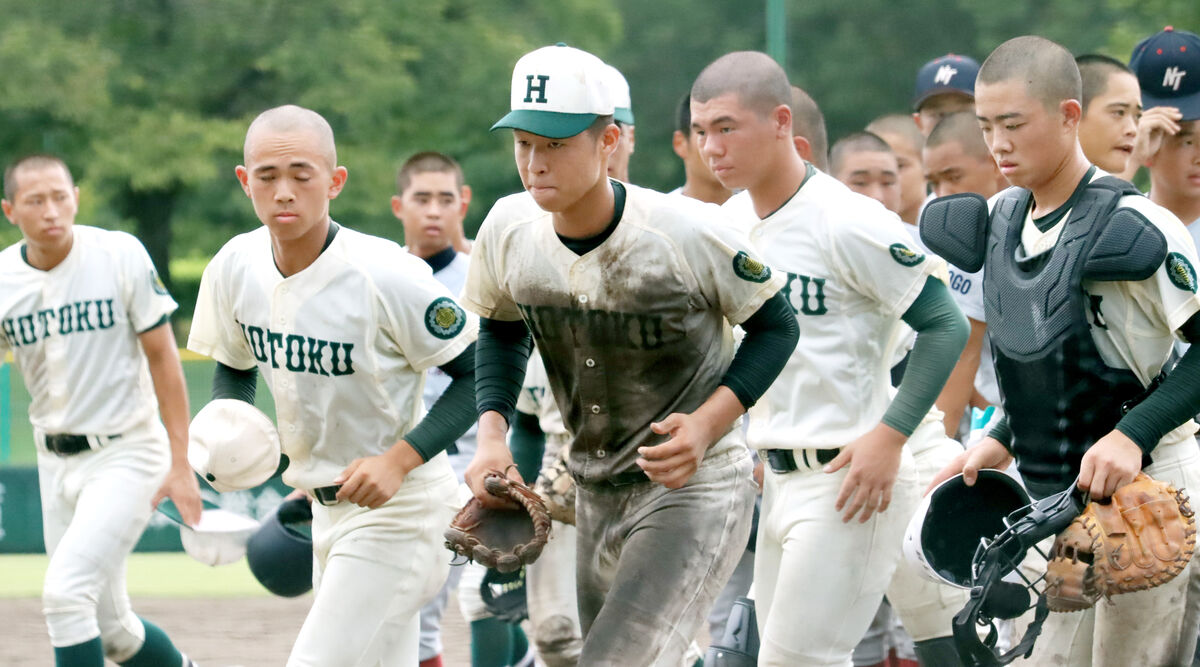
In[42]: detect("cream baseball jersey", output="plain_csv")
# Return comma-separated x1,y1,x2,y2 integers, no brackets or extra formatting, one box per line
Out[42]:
462,185,781,484
189,225,477,490
1006,172,1200,446
724,169,950,450
0,226,177,435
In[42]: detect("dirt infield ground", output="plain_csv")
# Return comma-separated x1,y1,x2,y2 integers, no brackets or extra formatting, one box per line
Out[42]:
1,595,474,666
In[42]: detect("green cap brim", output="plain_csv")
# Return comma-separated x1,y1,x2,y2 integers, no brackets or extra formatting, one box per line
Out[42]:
614,108,635,125
491,109,599,139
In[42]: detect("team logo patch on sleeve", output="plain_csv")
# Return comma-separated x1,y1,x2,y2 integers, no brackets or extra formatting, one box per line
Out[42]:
733,251,772,283
889,243,925,267
425,297,467,339
1167,252,1197,293
150,270,169,296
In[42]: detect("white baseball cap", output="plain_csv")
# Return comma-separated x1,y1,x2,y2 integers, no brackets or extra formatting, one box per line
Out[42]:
601,63,635,125
158,499,261,566
188,399,282,493
491,43,615,139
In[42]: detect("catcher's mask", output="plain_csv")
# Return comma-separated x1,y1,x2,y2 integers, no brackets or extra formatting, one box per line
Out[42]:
950,483,1087,666
246,497,314,597
904,470,1031,588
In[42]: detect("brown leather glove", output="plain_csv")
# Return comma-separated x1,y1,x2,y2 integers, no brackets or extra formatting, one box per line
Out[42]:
1045,472,1196,611
444,471,552,573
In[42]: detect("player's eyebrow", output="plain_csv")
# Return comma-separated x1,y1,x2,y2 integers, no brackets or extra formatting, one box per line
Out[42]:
1105,101,1134,110
977,112,1024,124
692,115,737,130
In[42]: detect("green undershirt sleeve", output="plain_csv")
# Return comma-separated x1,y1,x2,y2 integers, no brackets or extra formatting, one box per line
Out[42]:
404,343,477,462
720,291,800,409
476,318,534,425
211,362,258,404
1114,312,1200,453
987,415,1014,450
882,276,970,437
508,411,546,482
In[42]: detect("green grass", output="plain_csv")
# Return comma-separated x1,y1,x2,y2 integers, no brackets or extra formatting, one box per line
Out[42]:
0,553,274,599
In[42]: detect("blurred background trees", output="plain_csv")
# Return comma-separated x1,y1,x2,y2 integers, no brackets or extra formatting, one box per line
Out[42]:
0,0,1194,287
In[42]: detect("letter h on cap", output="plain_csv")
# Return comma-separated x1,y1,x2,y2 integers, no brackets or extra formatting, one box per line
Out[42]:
524,75,550,103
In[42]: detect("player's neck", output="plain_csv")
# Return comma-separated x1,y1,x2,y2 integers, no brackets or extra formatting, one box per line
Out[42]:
747,151,808,219
553,177,615,239
272,217,332,277
1149,183,1200,226
24,233,74,271
1028,146,1091,219
682,175,732,206
899,202,920,225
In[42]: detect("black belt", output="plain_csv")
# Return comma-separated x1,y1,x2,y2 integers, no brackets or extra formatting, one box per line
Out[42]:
44,434,109,456
765,448,840,474
597,469,651,487
312,485,342,506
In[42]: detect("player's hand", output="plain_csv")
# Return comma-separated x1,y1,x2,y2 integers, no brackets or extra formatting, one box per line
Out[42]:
465,412,522,509
638,412,717,489
926,436,1013,494
826,423,906,524
153,461,203,527
1134,106,1183,167
1078,430,1143,500
335,440,423,509
753,458,765,492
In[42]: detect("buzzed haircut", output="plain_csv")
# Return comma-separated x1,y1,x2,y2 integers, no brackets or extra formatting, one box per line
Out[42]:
397,151,464,194
691,51,791,118
1076,54,1134,113
978,36,1081,111
790,85,829,171
925,111,991,159
830,131,894,176
676,93,692,135
866,114,925,153
244,104,338,169
4,154,74,201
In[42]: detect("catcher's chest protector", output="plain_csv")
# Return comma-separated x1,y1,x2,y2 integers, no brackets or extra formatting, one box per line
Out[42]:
983,178,1157,498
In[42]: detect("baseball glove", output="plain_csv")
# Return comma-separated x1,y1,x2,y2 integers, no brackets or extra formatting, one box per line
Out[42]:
535,440,576,525
1045,473,1196,612
444,471,551,573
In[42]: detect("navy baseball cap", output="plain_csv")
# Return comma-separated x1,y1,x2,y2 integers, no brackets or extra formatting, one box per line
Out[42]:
1130,27,1200,121
913,54,980,110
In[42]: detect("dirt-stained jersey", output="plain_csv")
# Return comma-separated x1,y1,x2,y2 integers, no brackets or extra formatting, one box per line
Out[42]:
724,169,950,450
0,226,177,435
462,186,781,484
189,225,477,490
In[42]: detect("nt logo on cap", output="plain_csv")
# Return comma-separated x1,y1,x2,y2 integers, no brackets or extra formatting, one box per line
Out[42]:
1164,66,1187,92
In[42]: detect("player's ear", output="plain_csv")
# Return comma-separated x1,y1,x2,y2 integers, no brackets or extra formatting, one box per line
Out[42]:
1061,98,1083,130
912,111,926,135
235,166,252,197
390,195,403,220
459,185,472,217
1,199,13,224
602,123,621,153
773,104,793,138
671,130,688,160
328,166,349,199
793,135,814,163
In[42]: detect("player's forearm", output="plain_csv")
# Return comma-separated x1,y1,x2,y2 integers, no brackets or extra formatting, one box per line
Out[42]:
404,344,476,461
884,277,970,437
1115,314,1200,453
720,291,799,409
475,317,534,424
140,325,191,460
935,318,985,435
691,385,750,444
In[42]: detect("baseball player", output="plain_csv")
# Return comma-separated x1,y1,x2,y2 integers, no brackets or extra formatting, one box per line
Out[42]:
0,154,202,666
691,51,970,666
830,131,904,215
1075,54,1143,182
911,54,980,137
927,35,1200,666
389,150,530,667
790,85,831,172
189,105,476,667
866,115,927,228
462,43,798,665
1137,28,1200,248
670,93,733,204
602,63,636,183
